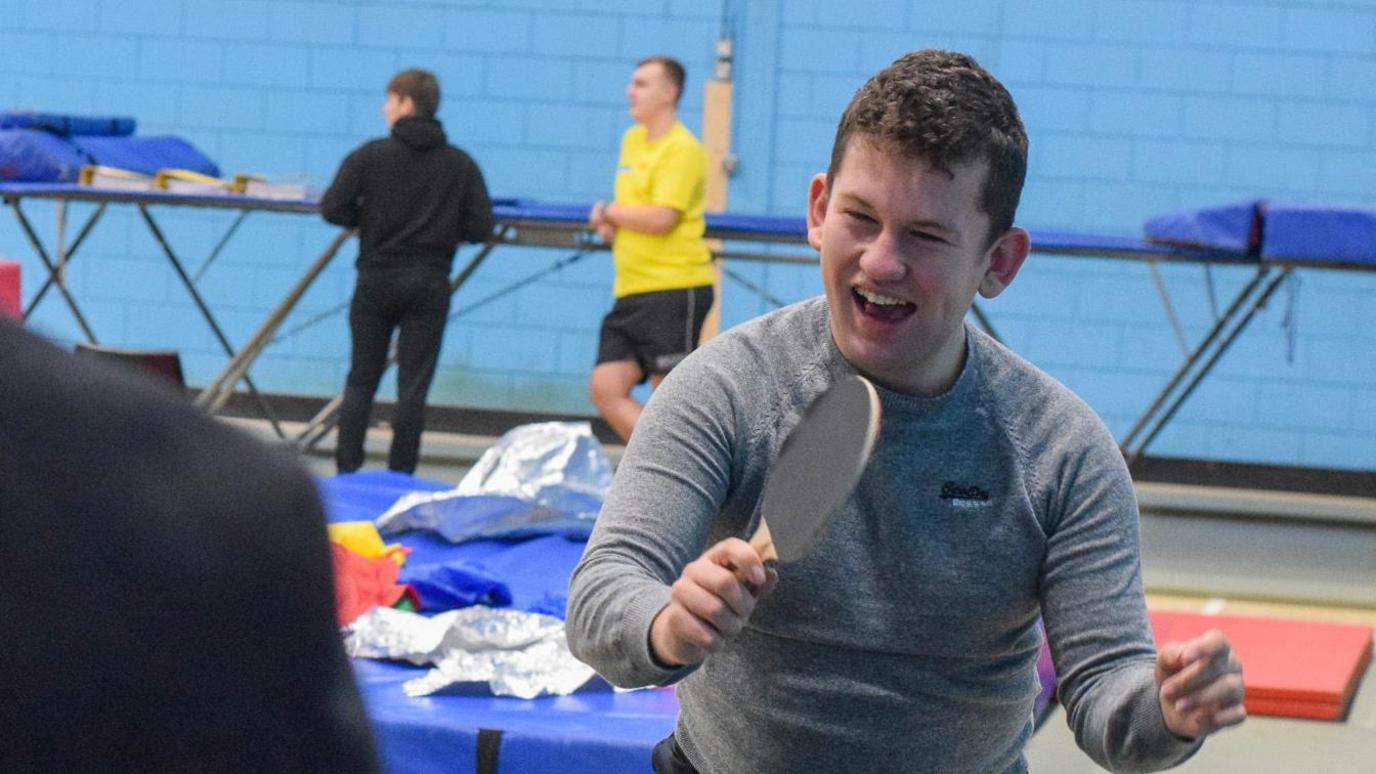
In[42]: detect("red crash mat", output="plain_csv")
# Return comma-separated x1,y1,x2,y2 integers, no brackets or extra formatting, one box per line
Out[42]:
1149,610,1374,721
0,260,19,319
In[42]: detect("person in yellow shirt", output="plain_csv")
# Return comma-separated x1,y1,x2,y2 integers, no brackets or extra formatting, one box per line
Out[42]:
588,56,713,442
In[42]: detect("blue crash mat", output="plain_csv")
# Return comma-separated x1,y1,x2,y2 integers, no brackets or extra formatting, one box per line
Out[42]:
1262,202,1376,266
1144,200,1376,267
1143,200,1262,255
0,128,217,182
70,134,220,178
320,470,677,774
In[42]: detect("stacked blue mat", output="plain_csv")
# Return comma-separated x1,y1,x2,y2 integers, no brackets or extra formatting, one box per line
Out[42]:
0,111,218,183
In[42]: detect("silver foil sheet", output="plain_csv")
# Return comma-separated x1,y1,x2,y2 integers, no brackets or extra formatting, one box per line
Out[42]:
375,421,612,543
345,606,595,699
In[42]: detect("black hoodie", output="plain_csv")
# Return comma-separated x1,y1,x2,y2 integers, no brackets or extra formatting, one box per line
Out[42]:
321,116,493,272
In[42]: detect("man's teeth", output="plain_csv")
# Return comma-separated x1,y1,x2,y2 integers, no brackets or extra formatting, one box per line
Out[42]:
856,288,906,306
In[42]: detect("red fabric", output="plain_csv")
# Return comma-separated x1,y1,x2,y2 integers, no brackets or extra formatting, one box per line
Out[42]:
331,543,415,626
0,261,20,319
1150,609,1374,720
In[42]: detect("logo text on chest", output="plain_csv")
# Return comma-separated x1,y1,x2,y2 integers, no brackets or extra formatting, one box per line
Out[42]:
940,481,990,508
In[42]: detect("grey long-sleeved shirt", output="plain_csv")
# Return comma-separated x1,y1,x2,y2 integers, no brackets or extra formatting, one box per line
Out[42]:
567,297,1201,773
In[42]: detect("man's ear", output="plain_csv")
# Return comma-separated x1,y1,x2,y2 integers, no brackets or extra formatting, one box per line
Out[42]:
806,173,829,252
978,227,1031,299
398,95,418,118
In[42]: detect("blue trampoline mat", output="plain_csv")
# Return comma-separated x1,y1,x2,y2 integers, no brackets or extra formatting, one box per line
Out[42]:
325,470,1059,772
320,470,677,774
0,181,317,212
11,186,1335,267
491,197,808,238
356,660,677,774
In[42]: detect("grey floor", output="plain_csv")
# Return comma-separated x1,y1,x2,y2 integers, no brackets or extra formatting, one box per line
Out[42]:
223,416,625,485
1027,657,1376,772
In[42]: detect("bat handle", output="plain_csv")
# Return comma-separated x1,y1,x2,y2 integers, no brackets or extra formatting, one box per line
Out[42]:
748,518,779,564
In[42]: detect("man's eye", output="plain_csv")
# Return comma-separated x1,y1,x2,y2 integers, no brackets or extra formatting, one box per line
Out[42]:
911,230,946,244
846,210,876,224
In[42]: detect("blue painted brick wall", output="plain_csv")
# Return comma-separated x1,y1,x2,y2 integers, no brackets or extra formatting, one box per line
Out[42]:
2,0,1374,470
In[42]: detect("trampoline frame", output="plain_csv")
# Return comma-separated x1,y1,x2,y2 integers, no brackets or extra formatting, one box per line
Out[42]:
1,184,1361,462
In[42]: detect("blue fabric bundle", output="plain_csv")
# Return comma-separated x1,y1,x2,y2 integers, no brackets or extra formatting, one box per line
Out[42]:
0,129,86,182
400,562,513,612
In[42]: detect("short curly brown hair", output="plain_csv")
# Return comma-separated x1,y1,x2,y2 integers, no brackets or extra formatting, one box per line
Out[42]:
827,50,1028,243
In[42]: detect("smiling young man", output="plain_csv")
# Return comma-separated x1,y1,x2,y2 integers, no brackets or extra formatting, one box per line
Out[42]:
567,50,1244,773
586,56,714,442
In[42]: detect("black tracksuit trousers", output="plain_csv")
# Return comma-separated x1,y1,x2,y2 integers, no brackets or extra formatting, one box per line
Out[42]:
336,264,451,474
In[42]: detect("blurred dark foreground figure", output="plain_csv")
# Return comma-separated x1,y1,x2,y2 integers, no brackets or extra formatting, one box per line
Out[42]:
0,319,379,773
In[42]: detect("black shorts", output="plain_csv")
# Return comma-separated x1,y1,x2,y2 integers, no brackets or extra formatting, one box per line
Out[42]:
596,285,714,379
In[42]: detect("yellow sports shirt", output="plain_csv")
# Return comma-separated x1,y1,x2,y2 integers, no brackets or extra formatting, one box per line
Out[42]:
611,122,713,297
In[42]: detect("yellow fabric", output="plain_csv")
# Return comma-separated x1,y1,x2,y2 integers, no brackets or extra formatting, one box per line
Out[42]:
611,122,713,298
327,521,408,566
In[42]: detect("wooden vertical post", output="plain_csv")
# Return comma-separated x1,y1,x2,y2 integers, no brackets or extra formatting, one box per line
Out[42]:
699,36,735,341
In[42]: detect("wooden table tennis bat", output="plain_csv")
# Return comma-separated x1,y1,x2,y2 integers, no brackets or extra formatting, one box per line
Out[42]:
748,374,881,564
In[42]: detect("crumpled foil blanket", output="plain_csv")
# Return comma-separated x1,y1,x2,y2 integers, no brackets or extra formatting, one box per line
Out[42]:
376,421,612,543
345,605,595,699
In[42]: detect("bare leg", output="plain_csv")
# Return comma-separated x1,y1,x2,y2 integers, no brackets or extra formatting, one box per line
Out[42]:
590,360,647,442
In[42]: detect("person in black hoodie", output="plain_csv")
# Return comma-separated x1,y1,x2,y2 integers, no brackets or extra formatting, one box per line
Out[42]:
322,68,494,475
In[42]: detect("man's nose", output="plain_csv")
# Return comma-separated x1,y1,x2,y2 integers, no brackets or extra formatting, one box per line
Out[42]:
857,230,908,282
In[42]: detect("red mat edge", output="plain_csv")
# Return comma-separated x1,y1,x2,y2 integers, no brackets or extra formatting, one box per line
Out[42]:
1149,609,1374,721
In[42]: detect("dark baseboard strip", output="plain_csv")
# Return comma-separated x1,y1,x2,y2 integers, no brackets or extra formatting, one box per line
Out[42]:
204,389,623,445
203,389,1375,498
1128,455,1376,499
